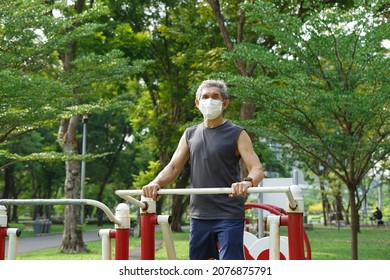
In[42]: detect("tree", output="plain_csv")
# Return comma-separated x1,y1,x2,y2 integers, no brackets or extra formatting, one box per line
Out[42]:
114,0,228,231
53,0,144,253
1,0,145,253
0,1,71,149
0,1,75,223
230,0,389,259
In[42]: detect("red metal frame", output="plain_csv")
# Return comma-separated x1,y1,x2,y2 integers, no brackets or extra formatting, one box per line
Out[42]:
287,212,305,260
108,228,130,260
141,213,158,260
245,202,311,260
0,227,7,260
137,202,311,261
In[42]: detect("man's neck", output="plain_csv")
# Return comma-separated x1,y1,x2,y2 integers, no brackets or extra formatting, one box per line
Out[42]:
203,117,226,128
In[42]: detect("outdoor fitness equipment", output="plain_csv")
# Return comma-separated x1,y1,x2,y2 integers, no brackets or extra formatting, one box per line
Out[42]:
0,184,310,260
115,184,309,260
0,199,131,260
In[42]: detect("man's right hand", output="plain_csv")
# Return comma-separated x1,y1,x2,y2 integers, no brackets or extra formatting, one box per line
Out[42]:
142,182,161,201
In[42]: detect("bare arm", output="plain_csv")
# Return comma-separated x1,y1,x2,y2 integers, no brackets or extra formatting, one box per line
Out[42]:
230,130,264,197
142,133,189,200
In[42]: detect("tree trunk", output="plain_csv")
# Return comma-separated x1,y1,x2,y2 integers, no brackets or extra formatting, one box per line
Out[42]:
347,184,359,260
58,116,87,253
171,195,190,232
319,179,331,226
3,165,14,199
333,193,344,221
3,165,18,222
171,163,191,232
207,0,257,123
96,126,128,226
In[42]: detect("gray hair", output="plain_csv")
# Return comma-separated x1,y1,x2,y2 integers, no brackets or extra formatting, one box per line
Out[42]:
195,80,229,100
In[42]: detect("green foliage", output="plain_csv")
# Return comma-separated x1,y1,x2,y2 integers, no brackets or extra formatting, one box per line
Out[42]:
0,150,110,163
0,0,149,224
219,1,389,259
1,2,388,254
132,160,161,188
229,1,390,180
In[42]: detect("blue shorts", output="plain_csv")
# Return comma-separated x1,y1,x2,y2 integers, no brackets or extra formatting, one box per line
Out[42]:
189,218,245,260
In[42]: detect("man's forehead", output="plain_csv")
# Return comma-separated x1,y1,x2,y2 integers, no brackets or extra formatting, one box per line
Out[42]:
201,87,221,95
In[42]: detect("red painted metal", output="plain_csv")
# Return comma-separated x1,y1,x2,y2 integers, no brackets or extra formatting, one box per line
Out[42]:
141,213,157,260
244,203,311,260
114,228,130,260
107,228,130,260
287,212,305,260
0,227,7,260
245,203,285,215
109,228,116,238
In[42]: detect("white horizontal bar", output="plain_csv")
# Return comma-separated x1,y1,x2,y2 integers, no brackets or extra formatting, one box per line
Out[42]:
0,199,121,225
115,186,297,210
116,186,289,196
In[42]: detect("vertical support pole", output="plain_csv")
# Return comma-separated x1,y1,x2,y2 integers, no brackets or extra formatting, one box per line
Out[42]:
141,197,157,260
0,228,6,260
158,215,176,260
98,229,112,260
258,181,264,238
6,228,21,260
114,203,130,260
267,216,281,260
80,115,88,224
286,185,305,260
0,205,7,260
287,212,304,259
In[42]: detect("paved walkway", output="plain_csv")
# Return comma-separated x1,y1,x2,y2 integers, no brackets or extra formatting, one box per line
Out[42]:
5,230,162,260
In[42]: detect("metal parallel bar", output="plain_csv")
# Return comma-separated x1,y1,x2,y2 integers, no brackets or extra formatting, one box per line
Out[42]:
0,186,299,225
0,199,121,225
117,186,290,196
116,186,298,210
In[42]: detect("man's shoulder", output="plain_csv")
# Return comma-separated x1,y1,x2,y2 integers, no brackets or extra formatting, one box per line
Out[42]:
184,123,203,139
224,121,245,134
226,121,243,129
185,123,202,132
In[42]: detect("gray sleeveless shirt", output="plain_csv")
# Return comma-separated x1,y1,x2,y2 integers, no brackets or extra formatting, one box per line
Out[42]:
184,121,245,219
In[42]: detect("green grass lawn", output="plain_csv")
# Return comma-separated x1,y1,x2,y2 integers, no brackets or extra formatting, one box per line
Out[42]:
306,226,390,260
13,224,390,260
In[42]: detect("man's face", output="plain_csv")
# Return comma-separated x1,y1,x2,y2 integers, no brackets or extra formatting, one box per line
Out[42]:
199,86,224,101
195,86,229,110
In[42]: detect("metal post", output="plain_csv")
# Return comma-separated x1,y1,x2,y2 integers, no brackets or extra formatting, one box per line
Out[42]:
141,197,157,260
267,216,281,260
158,215,176,260
0,206,8,260
114,203,130,260
293,169,299,185
98,229,112,260
286,185,305,260
6,228,21,260
80,115,88,224
258,181,264,238
287,213,304,259
0,228,6,260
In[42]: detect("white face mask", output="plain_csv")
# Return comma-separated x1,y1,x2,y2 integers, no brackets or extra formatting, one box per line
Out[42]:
198,99,223,120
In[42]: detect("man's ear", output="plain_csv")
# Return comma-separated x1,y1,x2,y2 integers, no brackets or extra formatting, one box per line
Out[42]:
222,99,229,110
195,98,200,108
